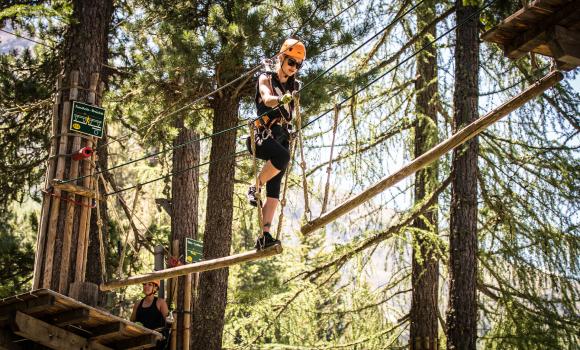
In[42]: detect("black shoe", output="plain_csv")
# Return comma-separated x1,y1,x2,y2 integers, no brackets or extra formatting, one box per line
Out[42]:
255,232,280,250
247,185,261,207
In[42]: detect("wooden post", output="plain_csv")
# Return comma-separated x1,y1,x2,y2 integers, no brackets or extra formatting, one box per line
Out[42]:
33,74,63,289
170,239,179,350
154,245,165,298
43,71,79,289
301,70,564,235
100,244,283,291
183,273,192,350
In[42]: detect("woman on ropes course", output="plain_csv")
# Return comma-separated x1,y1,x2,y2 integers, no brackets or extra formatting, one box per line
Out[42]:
130,280,169,330
246,38,306,250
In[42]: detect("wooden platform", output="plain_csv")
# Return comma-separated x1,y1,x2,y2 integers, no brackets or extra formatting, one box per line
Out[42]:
0,289,162,350
481,0,580,70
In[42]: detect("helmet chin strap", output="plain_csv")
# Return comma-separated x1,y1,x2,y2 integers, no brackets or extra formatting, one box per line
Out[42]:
280,56,291,79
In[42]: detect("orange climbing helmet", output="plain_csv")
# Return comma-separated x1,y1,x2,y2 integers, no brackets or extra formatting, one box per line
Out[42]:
151,280,161,288
280,38,306,60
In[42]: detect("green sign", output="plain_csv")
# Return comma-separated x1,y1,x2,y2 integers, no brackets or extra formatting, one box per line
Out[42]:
70,101,105,138
185,238,203,263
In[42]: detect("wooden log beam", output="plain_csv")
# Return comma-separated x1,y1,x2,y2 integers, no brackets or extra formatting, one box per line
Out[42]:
51,179,100,200
503,1,580,59
106,334,158,350
43,308,90,327
0,328,25,350
548,25,580,67
301,70,564,236
87,322,126,341
100,244,283,291
11,311,111,350
0,295,55,322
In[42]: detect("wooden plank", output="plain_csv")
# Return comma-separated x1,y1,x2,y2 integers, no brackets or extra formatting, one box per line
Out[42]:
106,334,158,350
51,180,100,199
101,244,284,291
44,308,90,327
481,0,577,42
11,311,111,350
87,322,127,341
0,295,56,322
547,25,580,65
504,1,580,59
301,71,564,235
0,328,25,350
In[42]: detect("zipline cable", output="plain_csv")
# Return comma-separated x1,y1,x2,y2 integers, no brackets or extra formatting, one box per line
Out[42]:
96,0,363,152
105,150,247,196
106,0,472,195
301,0,498,130
59,0,418,185
102,0,496,196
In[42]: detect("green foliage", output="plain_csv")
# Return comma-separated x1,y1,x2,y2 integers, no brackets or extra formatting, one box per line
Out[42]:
0,209,35,298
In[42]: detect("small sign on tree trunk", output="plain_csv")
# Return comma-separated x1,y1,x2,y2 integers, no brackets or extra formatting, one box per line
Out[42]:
185,238,203,263
70,101,105,138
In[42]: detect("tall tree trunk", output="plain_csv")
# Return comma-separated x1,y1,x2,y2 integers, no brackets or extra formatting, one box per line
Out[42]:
33,0,113,302
171,117,200,349
446,1,480,349
410,1,440,349
191,93,239,350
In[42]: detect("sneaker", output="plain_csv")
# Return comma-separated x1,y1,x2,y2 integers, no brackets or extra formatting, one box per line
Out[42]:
255,232,280,250
247,185,261,207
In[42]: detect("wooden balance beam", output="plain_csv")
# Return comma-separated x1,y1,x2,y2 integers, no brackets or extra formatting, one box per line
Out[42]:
100,244,283,291
301,70,564,236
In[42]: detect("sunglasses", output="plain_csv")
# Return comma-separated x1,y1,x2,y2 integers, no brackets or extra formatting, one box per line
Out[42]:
286,57,303,69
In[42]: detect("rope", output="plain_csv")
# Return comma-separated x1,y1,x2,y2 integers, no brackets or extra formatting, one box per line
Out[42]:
58,0,422,186
295,95,311,221
111,181,140,278
58,0,483,197
96,0,361,153
321,103,341,214
248,121,263,230
301,0,498,130
95,173,108,284
276,135,297,241
0,28,54,48
105,150,246,196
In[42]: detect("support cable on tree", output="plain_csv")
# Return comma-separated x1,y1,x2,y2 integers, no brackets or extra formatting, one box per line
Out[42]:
57,0,425,186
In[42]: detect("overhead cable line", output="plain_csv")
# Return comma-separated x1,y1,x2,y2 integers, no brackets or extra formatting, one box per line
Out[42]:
301,0,498,130
0,28,54,49
96,0,363,152
102,0,496,196
60,0,417,185
105,151,247,196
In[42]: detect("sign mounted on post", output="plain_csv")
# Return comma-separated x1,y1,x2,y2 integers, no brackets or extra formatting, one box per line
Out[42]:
185,238,203,264
70,101,105,138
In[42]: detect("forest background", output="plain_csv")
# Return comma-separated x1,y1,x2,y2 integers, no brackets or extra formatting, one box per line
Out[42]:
0,0,578,349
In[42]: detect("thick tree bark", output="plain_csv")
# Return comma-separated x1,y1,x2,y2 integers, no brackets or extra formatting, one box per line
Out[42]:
171,117,200,349
410,1,440,349
446,2,480,349
34,0,113,298
191,93,239,350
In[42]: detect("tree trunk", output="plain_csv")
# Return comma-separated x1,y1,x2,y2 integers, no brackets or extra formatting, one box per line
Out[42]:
410,1,440,349
171,117,200,349
191,93,239,350
33,0,113,301
446,1,480,349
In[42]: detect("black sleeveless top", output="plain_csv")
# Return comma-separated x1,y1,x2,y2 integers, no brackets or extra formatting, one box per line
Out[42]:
255,71,299,126
135,297,165,330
